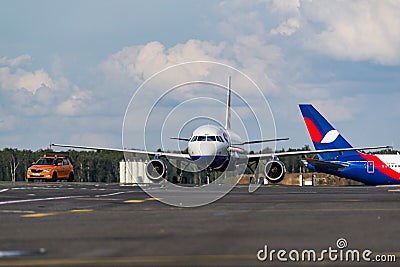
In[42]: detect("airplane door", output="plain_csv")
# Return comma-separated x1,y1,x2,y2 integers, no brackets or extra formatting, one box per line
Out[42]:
367,161,374,174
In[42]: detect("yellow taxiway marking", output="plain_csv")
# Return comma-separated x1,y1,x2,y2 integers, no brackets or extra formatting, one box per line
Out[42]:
69,209,94,213
124,199,146,203
21,209,94,218
21,212,58,218
145,197,161,201
124,197,162,203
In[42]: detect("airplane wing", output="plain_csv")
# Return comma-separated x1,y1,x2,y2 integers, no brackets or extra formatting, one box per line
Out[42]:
50,143,191,160
232,137,289,146
246,145,392,161
170,137,190,141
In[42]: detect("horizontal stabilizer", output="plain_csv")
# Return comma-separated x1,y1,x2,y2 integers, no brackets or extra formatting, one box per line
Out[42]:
303,158,348,171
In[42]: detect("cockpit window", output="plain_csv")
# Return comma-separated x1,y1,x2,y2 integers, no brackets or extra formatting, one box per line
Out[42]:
191,135,223,142
216,136,224,142
206,136,216,141
197,136,207,141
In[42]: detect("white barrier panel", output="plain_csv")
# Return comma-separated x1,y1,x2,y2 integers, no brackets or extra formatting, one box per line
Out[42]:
304,180,313,186
120,161,152,184
120,161,126,184
131,161,138,183
126,161,133,184
138,160,144,183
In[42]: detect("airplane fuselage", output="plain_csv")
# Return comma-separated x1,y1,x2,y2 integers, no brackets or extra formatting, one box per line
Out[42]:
318,153,400,185
300,104,400,186
187,125,233,170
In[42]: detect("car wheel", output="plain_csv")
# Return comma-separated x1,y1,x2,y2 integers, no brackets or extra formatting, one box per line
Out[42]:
51,172,57,182
68,173,74,182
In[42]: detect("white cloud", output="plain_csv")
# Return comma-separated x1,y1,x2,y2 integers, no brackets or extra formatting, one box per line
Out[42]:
56,90,93,116
270,0,300,14
217,3,266,41
308,97,364,122
0,59,55,94
0,54,31,67
270,17,300,36
99,38,285,107
217,0,400,66
230,35,284,94
16,69,55,93
96,0,400,109
211,0,400,145
99,39,281,150
100,40,226,85
0,55,92,117
302,0,400,65
2,1,400,150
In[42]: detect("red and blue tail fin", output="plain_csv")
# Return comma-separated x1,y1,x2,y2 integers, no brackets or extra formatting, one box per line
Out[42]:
299,104,357,160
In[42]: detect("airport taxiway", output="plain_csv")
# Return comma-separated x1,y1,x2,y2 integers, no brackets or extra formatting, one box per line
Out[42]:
0,182,399,266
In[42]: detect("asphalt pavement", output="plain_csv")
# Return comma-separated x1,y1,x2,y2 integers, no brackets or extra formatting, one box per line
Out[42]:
0,182,399,266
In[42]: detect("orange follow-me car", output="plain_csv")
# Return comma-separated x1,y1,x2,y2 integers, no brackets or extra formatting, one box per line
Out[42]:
27,155,74,182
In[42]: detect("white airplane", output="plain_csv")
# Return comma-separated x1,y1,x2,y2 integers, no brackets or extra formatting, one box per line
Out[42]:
52,79,390,184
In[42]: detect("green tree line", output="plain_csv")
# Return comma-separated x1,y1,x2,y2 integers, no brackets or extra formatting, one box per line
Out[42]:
0,147,398,182
0,148,123,182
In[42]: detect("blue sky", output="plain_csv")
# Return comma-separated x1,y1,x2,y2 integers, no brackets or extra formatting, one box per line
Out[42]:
1,0,400,151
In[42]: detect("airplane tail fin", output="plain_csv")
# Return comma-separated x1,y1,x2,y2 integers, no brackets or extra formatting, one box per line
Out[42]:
225,76,231,130
299,104,358,160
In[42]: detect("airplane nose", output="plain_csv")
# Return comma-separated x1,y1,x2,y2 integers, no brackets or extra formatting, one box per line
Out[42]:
188,142,217,170
199,142,218,155
195,156,216,170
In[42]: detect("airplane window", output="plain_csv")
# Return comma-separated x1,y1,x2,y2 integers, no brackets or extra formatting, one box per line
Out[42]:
198,136,206,141
207,136,216,141
216,136,224,142
190,136,197,142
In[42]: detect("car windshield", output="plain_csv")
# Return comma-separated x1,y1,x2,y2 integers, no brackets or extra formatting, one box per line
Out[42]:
35,158,55,165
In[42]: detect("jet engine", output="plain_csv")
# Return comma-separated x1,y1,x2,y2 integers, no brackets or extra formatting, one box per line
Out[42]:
145,159,167,181
264,160,285,183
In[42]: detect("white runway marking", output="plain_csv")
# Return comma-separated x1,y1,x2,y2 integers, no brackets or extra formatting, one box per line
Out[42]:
388,189,400,192
94,191,135,198
0,189,9,193
0,195,86,206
